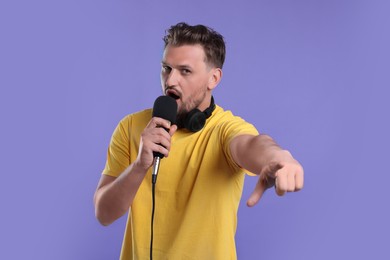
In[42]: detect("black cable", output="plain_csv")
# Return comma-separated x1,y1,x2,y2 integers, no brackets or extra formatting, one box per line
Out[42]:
150,176,157,260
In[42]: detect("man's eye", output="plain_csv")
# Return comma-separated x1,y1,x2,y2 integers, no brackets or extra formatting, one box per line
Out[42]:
162,66,171,73
182,69,191,74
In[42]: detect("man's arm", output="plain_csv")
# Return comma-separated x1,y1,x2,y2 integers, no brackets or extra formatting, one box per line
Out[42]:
230,134,304,206
94,118,177,226
93,163,148,226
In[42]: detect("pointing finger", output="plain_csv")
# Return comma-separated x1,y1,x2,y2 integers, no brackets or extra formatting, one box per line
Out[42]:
247,177,268,207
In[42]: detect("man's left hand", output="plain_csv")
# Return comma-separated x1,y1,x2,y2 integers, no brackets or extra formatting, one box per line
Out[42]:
246,150,304,207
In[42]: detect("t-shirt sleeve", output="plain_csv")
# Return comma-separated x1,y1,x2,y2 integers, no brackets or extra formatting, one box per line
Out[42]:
219,113,259,175
102,116,131,177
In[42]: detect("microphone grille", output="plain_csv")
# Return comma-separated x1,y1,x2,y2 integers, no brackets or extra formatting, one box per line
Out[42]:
152,96,178,124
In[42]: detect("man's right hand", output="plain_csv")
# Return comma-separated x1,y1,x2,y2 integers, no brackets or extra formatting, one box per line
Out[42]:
134,117,177,171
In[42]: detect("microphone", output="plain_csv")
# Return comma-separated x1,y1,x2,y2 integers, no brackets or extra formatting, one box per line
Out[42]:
151,96,177,183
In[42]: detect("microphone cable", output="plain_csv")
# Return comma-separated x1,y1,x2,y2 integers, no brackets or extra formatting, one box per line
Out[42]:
150,179,156,260
150,158,159,260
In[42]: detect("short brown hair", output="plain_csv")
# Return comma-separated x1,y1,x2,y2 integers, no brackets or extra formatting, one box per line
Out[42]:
163,22,226,69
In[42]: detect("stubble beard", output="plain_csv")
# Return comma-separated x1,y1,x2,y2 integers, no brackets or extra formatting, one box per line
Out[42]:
176,90,206,129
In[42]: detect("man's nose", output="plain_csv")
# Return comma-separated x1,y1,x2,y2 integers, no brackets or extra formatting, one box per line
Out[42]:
165,69,179,86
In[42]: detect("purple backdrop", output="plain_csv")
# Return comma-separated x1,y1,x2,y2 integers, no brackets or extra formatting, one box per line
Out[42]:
1,0,389,259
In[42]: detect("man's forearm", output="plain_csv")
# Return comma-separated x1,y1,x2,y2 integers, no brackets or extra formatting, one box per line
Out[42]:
231,134,286,175
94,163,148,226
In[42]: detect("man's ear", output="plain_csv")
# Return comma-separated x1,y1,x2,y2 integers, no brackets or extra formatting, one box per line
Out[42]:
208,68,222,90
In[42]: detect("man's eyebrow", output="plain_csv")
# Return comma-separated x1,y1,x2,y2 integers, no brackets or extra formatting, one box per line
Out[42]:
177,65,192,70
161,62,193,70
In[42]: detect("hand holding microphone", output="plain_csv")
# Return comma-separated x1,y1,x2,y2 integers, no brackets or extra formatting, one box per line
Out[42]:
134,96,177,182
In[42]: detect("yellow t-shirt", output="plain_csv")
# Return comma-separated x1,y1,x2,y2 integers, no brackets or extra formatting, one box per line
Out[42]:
103,105,259,260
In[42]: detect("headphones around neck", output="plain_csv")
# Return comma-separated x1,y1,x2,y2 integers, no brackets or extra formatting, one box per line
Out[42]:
179,96,216,132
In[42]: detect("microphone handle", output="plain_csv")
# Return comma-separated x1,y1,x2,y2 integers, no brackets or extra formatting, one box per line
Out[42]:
151,126,169,183
153,151,164,158
152,157,161,184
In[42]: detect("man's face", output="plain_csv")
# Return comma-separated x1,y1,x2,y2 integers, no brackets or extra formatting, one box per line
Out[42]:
160,44,215,117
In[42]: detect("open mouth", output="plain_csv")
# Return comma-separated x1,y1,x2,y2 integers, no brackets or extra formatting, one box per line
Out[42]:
166,90,180,100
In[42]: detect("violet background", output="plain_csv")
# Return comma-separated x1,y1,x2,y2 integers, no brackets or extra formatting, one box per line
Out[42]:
1,0,389,259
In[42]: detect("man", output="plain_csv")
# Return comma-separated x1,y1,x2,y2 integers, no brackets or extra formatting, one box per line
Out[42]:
94,22,304,259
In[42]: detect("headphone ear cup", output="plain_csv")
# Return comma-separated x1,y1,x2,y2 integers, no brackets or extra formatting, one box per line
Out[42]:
185,109,206,132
